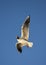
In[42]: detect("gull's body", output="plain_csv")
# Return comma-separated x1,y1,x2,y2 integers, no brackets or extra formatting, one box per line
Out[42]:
17,38,33,47
16,16,33,53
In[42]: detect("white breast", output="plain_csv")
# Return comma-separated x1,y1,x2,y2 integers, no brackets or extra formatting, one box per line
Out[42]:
17,39,28,46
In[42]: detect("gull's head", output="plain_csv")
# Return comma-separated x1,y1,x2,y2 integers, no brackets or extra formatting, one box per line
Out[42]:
16,36,20,39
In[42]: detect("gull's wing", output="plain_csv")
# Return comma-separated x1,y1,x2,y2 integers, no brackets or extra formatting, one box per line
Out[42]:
16,43,22,53
21,16,30,40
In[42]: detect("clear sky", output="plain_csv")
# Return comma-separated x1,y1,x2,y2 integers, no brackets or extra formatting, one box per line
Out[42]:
0,0,46,65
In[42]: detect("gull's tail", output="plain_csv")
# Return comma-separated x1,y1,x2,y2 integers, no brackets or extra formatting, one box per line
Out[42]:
26,42,33,47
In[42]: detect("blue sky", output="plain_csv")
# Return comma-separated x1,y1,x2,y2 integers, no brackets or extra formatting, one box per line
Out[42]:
0,0,46,65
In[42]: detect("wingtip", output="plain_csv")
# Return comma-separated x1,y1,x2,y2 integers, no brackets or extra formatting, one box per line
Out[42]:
26,16,30,19
25,15,30,23
16,43,22,53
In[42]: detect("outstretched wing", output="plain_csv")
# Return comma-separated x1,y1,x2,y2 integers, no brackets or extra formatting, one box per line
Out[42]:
21,16,30,40
16,43,22,53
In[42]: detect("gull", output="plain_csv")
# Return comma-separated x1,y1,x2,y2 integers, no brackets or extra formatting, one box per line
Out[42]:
16,16,33,53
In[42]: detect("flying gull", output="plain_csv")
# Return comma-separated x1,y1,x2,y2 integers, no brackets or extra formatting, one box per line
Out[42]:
16,16,33,53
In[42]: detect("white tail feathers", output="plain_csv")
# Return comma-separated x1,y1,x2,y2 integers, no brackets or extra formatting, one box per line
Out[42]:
27,42,33,47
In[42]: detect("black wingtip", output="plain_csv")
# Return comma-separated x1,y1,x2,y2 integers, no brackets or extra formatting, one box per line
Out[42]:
16,43,22,53
18,48,22,53
24,16,30,25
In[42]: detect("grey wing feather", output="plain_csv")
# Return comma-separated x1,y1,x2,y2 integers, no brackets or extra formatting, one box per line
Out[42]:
21,16,30,40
